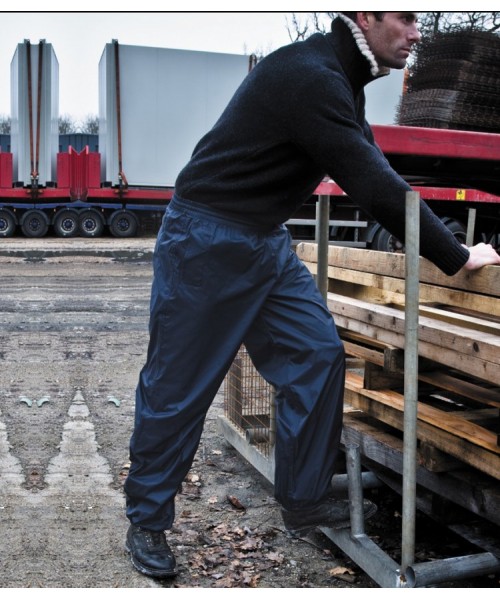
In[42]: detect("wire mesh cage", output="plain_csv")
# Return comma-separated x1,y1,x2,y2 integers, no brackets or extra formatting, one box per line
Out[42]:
223,345,275,458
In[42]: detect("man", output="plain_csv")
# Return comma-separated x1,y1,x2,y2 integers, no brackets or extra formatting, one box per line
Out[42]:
124,12,500,579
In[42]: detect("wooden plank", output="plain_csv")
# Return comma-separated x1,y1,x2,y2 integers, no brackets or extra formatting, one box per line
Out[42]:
297,242,500,298
345,371,500,455
419,372,500,409
336,313,500,386
343,337,500,410
418,305,500,335
418,443,464,472
329,295,500,385
329,293,500,361
363,361,403,391
303,259,500,319
327,293,500,363
344,382,500,479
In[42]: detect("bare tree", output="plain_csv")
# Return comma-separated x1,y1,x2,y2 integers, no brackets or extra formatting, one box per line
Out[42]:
0,114,11,134
286,12,335,42
79,114,99,134
287,12,500,42
417,12,500,38
58,114,78,134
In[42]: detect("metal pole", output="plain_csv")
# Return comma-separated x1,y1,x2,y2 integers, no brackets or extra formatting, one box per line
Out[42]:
316,194,330,301
401,191,420,573
345,443,365,536
405,553,500,587
466,207,477,247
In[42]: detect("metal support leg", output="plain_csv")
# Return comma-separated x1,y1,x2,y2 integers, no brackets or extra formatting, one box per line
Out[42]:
401,191,420,572
345,443,365,536
316,194,330,300
466,207,477,247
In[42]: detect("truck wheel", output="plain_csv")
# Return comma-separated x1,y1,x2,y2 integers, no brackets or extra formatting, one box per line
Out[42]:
79,209,105,237
441,217,466,244
372,226,404,253
54,209,79,237
0,209,17,237
21,209,49,238
109,210,138,238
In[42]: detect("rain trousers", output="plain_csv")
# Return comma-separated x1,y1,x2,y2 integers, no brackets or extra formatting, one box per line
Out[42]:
124,196,345,530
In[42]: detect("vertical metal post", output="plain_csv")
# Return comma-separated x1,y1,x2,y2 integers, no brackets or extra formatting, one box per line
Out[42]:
316,194,330,300
345,444,365,536
466,207,476,247
401,191,420,573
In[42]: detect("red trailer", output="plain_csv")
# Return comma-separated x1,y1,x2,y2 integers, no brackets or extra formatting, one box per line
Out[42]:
289,124,500,252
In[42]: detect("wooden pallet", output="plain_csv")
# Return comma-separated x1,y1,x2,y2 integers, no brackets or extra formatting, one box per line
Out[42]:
296,243,500,481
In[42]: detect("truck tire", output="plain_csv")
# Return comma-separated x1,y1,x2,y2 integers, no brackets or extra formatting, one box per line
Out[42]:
0,208,17,237
371,226,404,253
21,209,49,238
441,217,466,244
54,209,79,237
109,210,138,238
79,209,105,237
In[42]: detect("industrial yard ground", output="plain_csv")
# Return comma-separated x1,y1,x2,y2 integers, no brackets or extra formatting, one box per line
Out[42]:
0,237,498,590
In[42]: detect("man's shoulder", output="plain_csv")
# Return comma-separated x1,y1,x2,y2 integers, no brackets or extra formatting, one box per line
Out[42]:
259,33,343,84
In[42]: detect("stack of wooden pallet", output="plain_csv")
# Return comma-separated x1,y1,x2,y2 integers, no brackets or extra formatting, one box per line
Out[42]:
296,242,499,524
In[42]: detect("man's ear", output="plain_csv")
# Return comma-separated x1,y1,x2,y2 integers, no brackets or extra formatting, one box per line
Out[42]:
356,12,371,33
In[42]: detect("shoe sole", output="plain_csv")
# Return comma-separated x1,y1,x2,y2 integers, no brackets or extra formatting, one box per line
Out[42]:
285,501,378,538
125,543,178,579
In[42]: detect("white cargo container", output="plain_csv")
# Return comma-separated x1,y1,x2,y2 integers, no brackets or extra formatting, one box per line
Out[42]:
99,42,251,188
10,40,59,186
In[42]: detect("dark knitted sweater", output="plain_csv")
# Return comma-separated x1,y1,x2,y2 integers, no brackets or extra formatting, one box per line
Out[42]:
175,17,470,275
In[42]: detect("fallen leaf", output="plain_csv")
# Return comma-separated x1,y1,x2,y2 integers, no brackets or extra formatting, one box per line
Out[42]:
227,495,246,511
329,565,357,583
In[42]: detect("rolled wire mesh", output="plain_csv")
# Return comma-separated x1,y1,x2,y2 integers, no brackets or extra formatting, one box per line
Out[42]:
397,30,500,133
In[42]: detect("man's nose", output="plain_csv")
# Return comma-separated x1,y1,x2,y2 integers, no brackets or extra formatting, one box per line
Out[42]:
409,24,421,44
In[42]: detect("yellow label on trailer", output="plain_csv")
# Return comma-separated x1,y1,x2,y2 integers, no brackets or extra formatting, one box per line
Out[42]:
456,189,466,200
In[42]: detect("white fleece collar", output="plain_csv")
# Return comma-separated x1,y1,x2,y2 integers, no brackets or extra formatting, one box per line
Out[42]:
337,13,388,78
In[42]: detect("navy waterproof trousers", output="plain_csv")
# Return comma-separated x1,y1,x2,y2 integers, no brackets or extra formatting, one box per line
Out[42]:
125,196,346,531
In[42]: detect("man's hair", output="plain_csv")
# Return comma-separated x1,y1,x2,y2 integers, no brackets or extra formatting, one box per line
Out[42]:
340,12,385,22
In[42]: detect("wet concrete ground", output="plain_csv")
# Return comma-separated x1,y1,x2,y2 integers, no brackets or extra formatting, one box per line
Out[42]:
0,243,159,587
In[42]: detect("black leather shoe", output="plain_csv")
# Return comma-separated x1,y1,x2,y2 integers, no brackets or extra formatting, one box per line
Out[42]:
125,525,178,578
282,498,377,537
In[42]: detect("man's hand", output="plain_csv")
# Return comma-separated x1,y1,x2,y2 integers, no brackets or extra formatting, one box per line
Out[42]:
462,243,500,271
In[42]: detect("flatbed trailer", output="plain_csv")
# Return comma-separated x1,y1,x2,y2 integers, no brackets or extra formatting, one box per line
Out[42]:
288,124,500,252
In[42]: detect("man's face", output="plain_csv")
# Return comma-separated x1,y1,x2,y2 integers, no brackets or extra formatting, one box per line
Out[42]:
359,12,421,70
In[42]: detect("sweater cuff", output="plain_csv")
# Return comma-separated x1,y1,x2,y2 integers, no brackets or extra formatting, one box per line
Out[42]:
431,242,470,276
